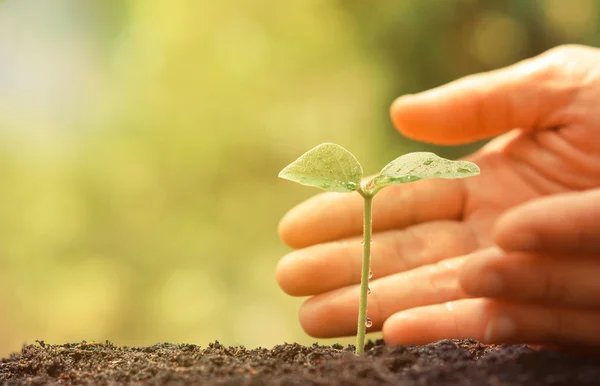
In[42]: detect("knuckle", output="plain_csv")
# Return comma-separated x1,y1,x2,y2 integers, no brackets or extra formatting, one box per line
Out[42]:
544,44,588,57
525,55,563,82
520,44,587,82
536,44,596,75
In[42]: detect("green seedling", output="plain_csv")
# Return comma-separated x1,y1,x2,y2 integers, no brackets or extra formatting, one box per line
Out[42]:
279,143,480,355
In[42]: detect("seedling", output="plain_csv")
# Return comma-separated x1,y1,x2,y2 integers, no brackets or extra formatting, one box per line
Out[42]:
279,143,480,355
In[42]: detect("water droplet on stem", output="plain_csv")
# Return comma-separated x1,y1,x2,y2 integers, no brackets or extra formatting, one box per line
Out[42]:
365,318,372,328
368,270,373,279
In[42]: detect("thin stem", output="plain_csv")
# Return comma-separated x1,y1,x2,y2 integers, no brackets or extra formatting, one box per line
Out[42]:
355,194,373,355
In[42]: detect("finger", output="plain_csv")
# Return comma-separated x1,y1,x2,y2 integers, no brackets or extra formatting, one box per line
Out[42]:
298,256,470,338
383,298,600,347
277,220,480,296
279,177,466,248
391,49,577,145
494,189,600,253
459,247,600,308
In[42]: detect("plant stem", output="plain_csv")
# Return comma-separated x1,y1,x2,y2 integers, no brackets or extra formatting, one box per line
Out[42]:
356,194,373,355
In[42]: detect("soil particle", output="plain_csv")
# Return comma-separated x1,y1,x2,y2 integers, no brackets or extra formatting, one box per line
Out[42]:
2,339,600,385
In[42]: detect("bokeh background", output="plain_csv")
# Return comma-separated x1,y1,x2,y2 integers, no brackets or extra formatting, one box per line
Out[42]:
0,0,598,357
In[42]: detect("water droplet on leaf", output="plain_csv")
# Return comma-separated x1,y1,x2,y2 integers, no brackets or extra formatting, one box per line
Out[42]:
365,318,372,328
342,181,358,190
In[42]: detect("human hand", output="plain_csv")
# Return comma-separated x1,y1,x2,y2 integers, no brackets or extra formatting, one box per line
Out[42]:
276,45,600,347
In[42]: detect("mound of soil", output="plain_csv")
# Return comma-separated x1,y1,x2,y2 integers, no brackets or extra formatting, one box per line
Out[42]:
2,339,600,385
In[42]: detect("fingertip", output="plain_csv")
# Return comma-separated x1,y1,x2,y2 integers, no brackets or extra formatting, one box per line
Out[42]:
494,191,600,253
456,257,477,295
298,297,339,338
389,51,575,145
275,251,311,296
277,209,300,248
493,208,540,252
298,298,321,338
278,201,315,249
492,207,520,247
275,254,293,295
390,94,427,142
278,192,363,248
389,94,409,131
382,311,421,347
457,247,505,297
390,90,473,145
491,214,511,250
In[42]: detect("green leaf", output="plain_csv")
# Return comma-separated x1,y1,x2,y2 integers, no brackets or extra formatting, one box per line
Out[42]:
278,143,363,192
371,152,479,191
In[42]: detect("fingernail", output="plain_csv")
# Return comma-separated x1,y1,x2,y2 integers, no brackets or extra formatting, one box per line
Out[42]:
484,316,516,343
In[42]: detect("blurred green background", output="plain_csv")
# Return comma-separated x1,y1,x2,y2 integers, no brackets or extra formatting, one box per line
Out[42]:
0,0,598,357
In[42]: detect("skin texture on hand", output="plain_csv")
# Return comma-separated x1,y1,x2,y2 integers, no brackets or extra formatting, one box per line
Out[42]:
277,45,600,348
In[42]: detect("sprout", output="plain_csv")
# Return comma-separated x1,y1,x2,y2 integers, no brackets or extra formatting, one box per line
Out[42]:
279,143,480,355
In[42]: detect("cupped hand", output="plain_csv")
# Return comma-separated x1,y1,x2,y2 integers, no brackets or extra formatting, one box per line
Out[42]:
276,45,600,347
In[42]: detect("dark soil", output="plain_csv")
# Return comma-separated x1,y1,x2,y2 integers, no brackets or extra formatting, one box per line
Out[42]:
2,339,600,385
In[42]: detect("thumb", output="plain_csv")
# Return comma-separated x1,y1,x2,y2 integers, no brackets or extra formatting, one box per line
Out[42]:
494,188,600,254
391,48,577,145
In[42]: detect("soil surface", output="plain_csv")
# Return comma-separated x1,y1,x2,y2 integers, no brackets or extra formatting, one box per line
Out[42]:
2,339,600,385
